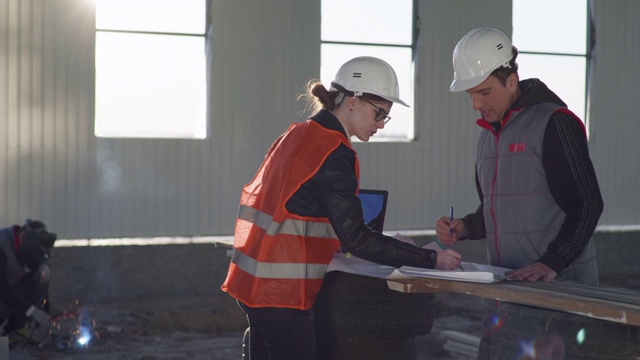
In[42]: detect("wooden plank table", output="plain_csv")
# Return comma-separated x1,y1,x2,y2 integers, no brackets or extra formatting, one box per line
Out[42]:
387,277,640,326
216,237,640,327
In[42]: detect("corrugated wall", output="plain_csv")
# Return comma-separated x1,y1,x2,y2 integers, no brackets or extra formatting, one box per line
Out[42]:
589,0,640,225
0,0,96,235
0,0,637,240
0,0,322,238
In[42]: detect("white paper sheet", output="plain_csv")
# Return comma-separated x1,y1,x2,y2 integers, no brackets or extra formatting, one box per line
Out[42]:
327,252,511,284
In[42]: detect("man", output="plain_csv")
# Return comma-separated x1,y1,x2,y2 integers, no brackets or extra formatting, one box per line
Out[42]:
436,27,604,359
437,27,603,284
0,219,56,337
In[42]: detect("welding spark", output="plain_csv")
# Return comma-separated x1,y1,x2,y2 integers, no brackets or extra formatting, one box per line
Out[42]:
76,326,92,346
51,301,98,351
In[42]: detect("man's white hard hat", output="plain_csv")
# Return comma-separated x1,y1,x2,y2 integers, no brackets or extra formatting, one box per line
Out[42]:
330,56,409,107
450,28,515,93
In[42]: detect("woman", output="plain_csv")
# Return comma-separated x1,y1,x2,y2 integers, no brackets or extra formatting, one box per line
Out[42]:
221,56,462,360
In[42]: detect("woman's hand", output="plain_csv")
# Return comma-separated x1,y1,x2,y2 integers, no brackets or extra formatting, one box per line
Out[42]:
434,249,462,270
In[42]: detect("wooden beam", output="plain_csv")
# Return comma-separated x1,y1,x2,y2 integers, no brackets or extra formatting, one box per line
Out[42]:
387,278,640,326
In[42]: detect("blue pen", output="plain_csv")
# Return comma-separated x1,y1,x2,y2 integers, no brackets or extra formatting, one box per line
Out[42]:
437,206,465,271
449,206,454,237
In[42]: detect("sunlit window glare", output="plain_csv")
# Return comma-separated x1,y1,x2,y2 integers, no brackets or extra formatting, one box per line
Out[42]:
517,54,586,122
94,0,206,139
321,0,413,46
513,0,588,124
96,0,204,34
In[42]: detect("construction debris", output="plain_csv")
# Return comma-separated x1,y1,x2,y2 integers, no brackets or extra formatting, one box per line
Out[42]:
441,330,480,360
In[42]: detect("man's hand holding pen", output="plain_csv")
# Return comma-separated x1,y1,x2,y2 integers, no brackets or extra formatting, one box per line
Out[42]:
436,216,466,246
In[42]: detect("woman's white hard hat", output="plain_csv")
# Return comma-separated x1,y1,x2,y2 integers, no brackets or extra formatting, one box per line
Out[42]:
449,28,515,93
330,56,409,107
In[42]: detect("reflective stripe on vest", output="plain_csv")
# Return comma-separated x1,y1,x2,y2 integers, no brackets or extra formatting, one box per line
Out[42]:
233,205,337,280
237,205,337,239
230,249,328,279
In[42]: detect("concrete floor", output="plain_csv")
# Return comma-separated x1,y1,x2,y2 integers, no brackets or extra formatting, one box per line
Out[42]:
10,277,640,359
9,292,482,360
16,230,636,359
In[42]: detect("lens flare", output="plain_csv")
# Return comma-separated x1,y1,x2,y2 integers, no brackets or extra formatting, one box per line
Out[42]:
576,328,586,344
516,335,566,359
518,339,536,358
483,314,505,338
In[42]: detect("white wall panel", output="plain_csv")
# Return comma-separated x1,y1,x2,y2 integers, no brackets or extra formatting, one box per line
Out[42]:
0,0,637,240
589,0,640,225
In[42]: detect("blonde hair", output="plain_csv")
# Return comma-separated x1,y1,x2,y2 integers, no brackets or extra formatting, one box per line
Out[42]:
298,80,341,116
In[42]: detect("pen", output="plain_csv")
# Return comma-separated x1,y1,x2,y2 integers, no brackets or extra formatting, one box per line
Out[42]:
449,206,454,237
432,237,465,271
433,237,447,251
436,206,465,271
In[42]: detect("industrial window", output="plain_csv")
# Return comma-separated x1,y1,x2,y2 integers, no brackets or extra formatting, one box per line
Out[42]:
94,0,206,139
513,0,589,125
321,0,415,141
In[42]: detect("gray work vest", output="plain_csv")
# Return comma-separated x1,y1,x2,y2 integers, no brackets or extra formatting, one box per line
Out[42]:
476,103,598,284
0,227,24,286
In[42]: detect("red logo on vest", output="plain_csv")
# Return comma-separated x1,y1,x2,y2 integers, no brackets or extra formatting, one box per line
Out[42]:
509,142,526,152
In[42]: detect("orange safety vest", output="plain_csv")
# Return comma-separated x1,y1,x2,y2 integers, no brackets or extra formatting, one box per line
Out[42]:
221,120,359,310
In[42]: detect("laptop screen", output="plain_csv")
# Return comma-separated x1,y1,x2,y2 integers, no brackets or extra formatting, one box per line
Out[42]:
358,189,388,232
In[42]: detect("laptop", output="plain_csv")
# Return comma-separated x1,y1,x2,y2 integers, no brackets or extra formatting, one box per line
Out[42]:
358,189,389,232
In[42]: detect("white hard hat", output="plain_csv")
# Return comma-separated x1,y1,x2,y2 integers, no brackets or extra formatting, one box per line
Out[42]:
330,56,409,107
449,28,515,92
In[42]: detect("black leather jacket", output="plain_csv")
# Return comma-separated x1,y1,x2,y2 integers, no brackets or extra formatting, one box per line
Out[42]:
285,109,437,269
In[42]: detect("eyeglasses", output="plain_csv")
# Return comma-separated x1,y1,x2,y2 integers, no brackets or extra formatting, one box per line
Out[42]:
362,98,391,124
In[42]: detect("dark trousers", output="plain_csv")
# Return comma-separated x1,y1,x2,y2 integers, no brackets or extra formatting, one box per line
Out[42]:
0,264,50,333
238,301,317,360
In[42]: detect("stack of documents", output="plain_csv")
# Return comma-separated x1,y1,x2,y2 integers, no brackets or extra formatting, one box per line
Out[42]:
327,252,511,284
